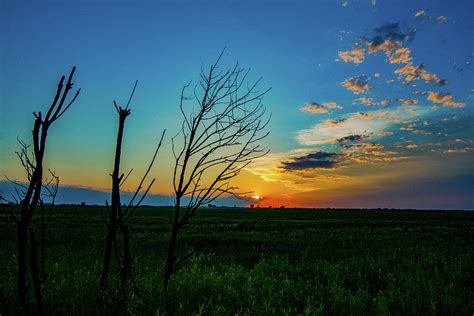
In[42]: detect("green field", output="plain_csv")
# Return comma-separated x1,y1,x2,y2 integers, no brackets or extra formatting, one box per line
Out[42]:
0,205,473,315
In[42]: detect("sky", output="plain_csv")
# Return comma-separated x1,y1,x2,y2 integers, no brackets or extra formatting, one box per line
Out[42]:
1,0,473,209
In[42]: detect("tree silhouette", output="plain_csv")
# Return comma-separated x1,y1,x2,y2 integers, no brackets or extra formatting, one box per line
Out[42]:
163,52,270,289
11,67,80,310
100,81,165,297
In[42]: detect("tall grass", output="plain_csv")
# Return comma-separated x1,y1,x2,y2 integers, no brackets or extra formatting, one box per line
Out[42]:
0,206,472,315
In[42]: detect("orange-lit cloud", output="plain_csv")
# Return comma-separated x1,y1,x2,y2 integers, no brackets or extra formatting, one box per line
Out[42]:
338,47,365,64
357,96,375,106
427,92,466,107
356,112,373,119
342,76,370,94
389,47,412,64
367,39,401,55
444,148,471,153
398,98,419,105
394,62,423,81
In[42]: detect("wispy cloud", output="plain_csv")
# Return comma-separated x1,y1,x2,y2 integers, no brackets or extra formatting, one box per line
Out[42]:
296,107,423,146
300,101,343,114
297,113,386,145
356,112,374,119
415,10,425,18
436,16,447,24
444,148,471,153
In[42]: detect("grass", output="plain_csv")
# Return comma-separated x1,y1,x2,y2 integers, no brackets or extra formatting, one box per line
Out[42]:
0,205,473,315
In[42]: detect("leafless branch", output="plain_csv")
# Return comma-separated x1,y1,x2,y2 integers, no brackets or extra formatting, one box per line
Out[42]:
163,52,271,289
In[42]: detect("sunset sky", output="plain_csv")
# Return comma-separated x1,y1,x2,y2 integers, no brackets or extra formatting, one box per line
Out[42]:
1,0,473,209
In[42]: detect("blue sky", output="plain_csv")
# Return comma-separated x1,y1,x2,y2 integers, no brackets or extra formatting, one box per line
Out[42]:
1,0,473,209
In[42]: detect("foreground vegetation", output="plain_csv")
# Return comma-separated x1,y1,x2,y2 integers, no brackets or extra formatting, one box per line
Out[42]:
0,205,473,315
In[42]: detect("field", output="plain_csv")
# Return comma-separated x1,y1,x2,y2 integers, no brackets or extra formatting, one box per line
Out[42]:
0,205,473,315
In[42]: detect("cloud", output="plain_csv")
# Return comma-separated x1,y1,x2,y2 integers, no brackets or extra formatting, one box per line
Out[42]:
338,47,365,64
420,72,445,85
300,102,343,114
398,98,419,105
394,63,424,81
427,92,466,108
296,107,424,146
337,134,367,143
444,148,471,153
339,21,448,89
421,73,447,86
372,22,415,44
367,39,401,55
342,76,370,94
280,151,341,171
389,47,412,64
356,112,374,119
436,16,447,24
394,62,445,85
245,148,352,192
357,96,375,106
345,150,409,163
297,113,388,145
300,102,327,114
328,118,347,125
406,144,418,149
415,10,425,18
323,102,343,109
350,142,384,150
364,23,416,62
357,97,394,107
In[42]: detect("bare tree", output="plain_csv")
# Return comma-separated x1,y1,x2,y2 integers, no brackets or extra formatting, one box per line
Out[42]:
100,81,165,294
163,53,271,289
10,67,80,308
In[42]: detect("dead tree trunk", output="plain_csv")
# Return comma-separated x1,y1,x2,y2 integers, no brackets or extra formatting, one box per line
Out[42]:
163,52,270,289
163,204,180,289
100,81,165,293
100,108,129,290
29,229,44,316
14,67,80,307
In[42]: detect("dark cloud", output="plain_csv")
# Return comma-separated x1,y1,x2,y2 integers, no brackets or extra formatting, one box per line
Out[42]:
370,22,416,45
340,142,384,150
342,75,370,94
329,118,347,125
336,134,367,143
280,151,341,171
437,79,448,86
